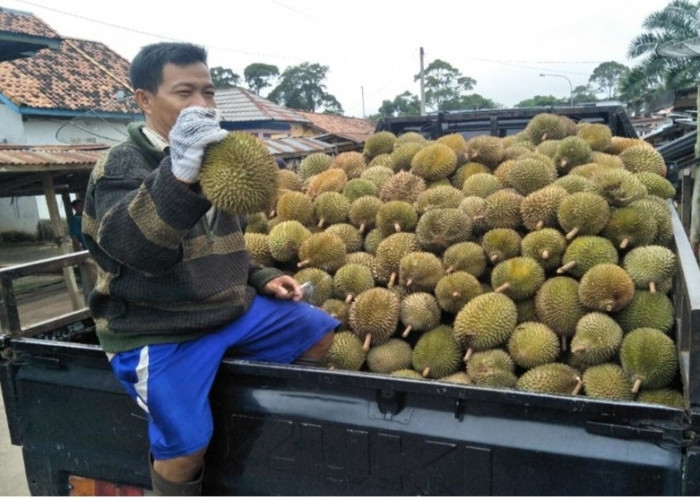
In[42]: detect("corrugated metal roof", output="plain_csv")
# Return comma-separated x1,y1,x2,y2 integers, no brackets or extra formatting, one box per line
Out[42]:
263,136,335,157
216,87,309,124
0,144,107,168
295,110,375,144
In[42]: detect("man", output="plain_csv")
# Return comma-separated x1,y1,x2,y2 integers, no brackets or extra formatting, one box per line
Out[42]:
82,42,338,495
69,199,86,251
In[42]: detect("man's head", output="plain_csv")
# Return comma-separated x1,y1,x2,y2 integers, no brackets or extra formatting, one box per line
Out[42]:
130,42,216,139
71,199,84,214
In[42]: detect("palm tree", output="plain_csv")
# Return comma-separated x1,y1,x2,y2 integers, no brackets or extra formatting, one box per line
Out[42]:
624,0,700,104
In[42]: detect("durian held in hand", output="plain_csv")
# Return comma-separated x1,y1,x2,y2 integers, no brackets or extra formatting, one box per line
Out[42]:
200,132,279,215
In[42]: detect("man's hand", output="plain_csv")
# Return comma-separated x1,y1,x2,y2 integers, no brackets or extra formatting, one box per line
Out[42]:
263,275,303,301
168,106,228,184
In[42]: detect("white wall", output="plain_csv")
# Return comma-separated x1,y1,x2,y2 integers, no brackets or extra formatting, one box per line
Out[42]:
0,197,40,234
0,105,24,144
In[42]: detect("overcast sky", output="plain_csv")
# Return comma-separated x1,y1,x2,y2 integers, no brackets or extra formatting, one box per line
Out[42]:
1,0,675,117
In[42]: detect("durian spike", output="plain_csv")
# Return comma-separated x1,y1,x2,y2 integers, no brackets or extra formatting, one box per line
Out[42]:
359,223,366,233
405,278,414,288
394,222,402,233
494,283,511,294
541,249,550,260
535,220,544,230
317,218,325,229
388,272,397,288
402,325,413,338
649,281,657,294
422,367,431,378
557,260,577,274
565,227,580,240
362,334,372,352
572,377,583,396
464,347,474,362
632,378,642,394
345,293,354,303
297,259,311,268
619,238,629,249
445,265,455,274
452,291,461,298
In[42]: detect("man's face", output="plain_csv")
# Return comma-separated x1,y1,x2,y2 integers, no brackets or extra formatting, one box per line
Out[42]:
135,62,216,139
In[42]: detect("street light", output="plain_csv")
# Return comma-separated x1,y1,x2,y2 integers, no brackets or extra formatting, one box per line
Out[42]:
539,73,573,106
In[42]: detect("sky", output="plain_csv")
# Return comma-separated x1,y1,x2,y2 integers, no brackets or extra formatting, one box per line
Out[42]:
0,0,676,118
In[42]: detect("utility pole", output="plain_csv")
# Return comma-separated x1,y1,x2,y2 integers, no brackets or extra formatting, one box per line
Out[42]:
419,47,426,115
361,86,365,118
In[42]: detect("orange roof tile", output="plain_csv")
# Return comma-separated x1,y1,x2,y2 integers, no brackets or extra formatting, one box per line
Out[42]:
0,37,140,115
0,7,60,39
295,110,375,143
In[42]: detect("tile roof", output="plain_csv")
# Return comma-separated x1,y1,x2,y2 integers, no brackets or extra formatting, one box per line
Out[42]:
295,110,375,143
0,7,60,39
263,136,336,158
215,87,309,124
0,37,140,115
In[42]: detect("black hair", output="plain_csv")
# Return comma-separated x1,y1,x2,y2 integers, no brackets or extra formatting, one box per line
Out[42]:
71,199,83,208
129,42,208,93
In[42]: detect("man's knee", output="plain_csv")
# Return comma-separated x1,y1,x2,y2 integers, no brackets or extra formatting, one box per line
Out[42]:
153,446,207,483
300,331,334,360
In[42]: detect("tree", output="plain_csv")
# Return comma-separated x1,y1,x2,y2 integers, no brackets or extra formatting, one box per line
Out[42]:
589,61,630,99
210,66,240,89
244,63,279,95
446,93,498,111
627,0,700,96
414,59,476,111
514,95,566,108
377,91,421,118
267,62,344,114
572,84,598,104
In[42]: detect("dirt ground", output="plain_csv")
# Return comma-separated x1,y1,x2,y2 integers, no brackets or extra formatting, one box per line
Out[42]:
1,242,79,496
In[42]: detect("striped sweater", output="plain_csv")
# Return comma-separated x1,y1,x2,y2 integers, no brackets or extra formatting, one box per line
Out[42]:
82,123,283,353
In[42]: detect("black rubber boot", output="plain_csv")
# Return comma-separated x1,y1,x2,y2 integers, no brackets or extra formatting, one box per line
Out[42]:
149,457,203,496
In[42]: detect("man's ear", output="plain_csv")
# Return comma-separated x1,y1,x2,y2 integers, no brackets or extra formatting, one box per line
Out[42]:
133,89,152,116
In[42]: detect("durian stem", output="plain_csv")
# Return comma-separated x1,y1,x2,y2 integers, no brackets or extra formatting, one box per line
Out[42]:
445,265,455,274
572,377,583,396
473,215,486,222
541,249,550,260
557,260,577,274
297,259,311,268
565,227,579,240
632,378,642,394
649,281,657,294
405,278,413,288
571,344,585,354
559,159,568,169
402,325,412,338
388,272,397,288
452,291,461,298
490,254,500,264
317,218,325,229
464,348,474,362
345,293,354,303
269,210,276,218
604,301,615,312
494,283,511,294
422,367,431,378
535,220,544,230
619,238,629,249
541,133,548,141
394,222,402,233
561,336,568,352
359,223,366,233
363,334,372,352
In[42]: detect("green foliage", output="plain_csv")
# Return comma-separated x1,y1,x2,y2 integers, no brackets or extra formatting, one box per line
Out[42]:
572,85,597,104
589,61,630,99
210,66,241,89
413,59,476,111
376,91,421,118
244,63,280,95
515,95,567,108
268,62,343,114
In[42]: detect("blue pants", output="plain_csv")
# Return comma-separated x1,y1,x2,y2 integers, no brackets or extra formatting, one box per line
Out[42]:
109,295,339,459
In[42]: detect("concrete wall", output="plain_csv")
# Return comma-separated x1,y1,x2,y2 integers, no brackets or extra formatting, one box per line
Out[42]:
0,197,40,234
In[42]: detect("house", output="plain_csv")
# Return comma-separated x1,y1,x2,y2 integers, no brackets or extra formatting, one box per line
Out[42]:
0,7,140,235
293,110,376,152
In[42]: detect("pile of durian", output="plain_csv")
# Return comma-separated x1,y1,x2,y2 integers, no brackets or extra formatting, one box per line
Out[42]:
242,112,684,407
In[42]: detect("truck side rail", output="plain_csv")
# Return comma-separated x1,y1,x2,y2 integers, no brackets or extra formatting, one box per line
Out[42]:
0,251,92,337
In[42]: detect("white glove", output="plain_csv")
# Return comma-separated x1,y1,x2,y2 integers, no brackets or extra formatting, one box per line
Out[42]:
168,106,228,183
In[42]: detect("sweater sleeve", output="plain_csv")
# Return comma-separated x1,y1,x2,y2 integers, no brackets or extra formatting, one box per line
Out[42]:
87,145,212,275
